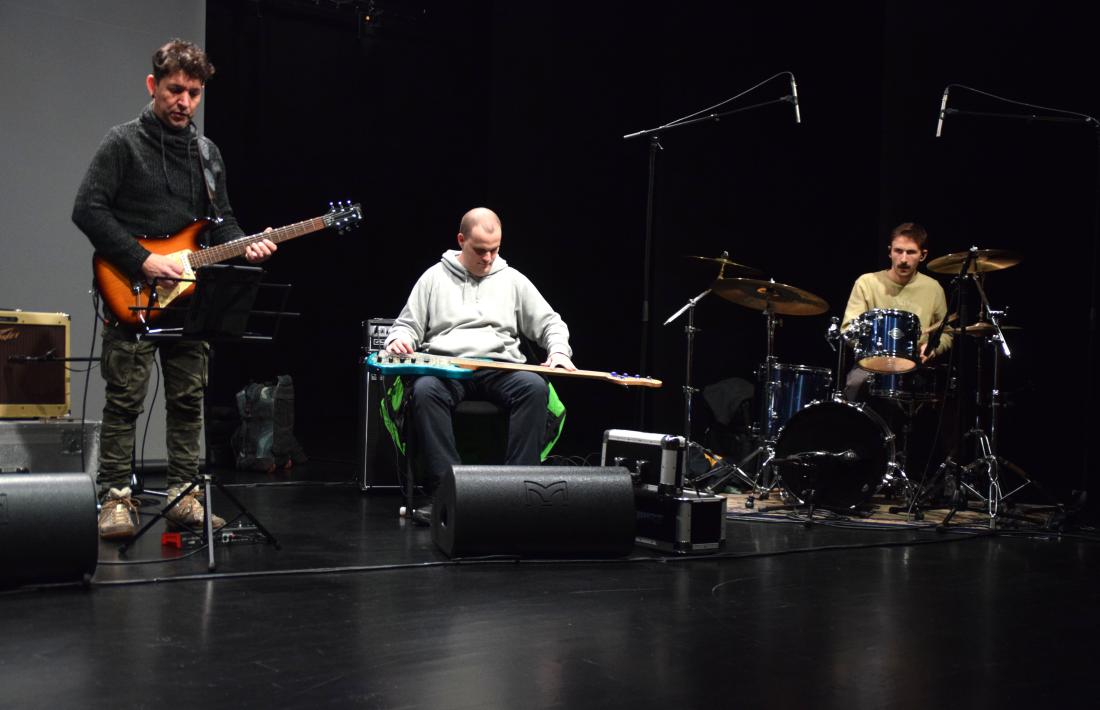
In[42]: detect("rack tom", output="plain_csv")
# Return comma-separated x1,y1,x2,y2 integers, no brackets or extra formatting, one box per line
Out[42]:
852,308,920,373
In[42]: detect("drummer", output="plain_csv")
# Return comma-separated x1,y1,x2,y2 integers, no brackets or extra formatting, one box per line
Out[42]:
842,222,952,400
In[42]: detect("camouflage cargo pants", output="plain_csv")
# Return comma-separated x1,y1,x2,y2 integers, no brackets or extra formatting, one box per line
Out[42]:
97,327,209,496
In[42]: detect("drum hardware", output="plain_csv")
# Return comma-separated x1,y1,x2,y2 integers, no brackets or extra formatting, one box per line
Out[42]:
689,279,831,499
916,248,1061,527
664,272,761,493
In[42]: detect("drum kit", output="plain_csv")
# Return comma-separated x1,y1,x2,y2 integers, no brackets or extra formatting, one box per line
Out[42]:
678,246,1037,525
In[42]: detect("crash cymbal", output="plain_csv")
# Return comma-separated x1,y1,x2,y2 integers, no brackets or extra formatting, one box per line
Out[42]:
947,322,1023,337
686,255,764,278
926,249,1022,274
712,278,829,316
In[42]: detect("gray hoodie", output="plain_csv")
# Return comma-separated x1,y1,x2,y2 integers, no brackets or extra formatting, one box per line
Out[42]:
385,250,572,363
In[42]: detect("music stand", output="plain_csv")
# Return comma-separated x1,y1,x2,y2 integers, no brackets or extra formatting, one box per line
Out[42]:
120,264,286,570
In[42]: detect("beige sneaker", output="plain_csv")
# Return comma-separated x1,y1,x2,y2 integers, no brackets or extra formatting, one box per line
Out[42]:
98,487,140,540
164,486,226,530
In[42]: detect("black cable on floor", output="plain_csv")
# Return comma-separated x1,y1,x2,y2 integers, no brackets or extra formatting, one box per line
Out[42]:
91,526,997,588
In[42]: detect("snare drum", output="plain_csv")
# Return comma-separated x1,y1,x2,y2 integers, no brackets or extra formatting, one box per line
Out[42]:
774,400,895,510
759,362,832,440
853,308,921,373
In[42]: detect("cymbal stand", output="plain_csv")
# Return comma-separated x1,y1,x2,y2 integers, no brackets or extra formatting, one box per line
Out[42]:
666,287,760,492
938,282,1062,528
689,302,786,497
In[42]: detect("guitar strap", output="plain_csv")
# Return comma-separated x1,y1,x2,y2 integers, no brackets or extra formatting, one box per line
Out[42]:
194,130,223,222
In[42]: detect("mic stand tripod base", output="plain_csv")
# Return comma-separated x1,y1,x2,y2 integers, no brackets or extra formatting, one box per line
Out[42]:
119,473,280,570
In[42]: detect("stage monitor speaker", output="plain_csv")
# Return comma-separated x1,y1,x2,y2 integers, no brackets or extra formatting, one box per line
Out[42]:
432,465,636,558
0,472,98,587
358,318,399,491
0,310,71,418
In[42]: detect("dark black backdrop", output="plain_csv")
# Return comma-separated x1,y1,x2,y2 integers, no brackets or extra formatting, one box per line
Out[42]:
204,0,1097,502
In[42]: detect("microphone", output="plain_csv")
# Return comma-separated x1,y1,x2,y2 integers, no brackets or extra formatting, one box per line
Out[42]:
935,86,950,137
789,75,801,124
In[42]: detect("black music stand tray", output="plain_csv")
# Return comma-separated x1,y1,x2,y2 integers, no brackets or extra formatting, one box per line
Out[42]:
119,264,289,570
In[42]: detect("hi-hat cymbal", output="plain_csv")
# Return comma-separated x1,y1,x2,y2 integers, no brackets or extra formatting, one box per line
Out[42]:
686,255,764,278
947,322,1023,337
926,249,1022,274
712,278,829,316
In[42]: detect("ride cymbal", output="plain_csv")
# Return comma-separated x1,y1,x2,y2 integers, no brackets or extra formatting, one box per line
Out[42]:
926,249,1021,274
686,255,764,278
711,278,829,316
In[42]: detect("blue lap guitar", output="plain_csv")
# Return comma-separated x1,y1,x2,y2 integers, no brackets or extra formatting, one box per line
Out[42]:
366,352,662,388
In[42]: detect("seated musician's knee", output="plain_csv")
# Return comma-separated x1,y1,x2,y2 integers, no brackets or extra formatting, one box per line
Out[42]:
510,371,548,402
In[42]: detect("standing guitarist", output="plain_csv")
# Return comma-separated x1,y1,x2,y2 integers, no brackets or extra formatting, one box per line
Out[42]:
384,207,575,519
72,39,276,540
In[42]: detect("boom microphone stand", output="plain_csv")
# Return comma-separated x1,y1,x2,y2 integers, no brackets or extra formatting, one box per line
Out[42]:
937,83,1098,513
623,71,801,429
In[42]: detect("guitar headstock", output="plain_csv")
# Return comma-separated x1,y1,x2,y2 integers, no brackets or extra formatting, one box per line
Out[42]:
608,372,663,388
324,201,363,234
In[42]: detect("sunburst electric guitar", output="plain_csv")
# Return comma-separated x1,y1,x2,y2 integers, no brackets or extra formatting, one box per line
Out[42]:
93,202,362,326
367,352,662,388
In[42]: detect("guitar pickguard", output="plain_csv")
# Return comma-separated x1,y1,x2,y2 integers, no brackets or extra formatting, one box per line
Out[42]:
149,249,195,313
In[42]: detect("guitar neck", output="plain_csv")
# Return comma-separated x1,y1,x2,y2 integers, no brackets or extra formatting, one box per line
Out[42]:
447,357,659,387
188,216,327,269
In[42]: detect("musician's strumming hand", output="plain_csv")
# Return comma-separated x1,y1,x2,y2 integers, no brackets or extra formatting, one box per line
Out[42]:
542,352,576,371
385,338,415,355
142,252,184,289
244,230,277,263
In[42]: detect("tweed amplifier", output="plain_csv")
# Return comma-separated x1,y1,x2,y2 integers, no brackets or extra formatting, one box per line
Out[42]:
0,310,71,418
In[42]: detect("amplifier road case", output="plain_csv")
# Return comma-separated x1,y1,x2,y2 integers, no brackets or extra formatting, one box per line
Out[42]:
602,429,727,554
0,419,100,478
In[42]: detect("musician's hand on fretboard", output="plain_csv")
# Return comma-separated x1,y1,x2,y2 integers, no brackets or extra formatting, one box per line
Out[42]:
385,338,416,355
542,352,576,371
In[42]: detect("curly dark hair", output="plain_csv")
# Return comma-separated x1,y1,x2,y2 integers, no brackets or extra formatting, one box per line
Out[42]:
152,39,215,83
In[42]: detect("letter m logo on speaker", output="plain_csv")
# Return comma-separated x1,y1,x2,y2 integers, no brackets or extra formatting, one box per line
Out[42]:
524,480,568,506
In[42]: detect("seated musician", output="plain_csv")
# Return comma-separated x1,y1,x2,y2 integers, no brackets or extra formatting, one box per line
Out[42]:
383,207,576,513
841,222,952,400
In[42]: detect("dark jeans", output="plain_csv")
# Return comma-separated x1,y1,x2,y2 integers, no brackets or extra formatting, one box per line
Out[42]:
408,369,548,495
97,327,208,496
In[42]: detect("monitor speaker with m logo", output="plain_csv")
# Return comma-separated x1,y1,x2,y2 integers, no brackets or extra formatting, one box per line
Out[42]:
432,465,635,557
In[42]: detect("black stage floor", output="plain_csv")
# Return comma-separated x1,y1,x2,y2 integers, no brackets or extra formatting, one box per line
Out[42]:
3,463,1098,709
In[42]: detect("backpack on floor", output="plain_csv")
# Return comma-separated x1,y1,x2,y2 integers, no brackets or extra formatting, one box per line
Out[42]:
231,375,308,472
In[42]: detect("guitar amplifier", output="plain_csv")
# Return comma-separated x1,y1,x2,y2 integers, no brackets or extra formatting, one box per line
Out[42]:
358,318,400,491
0,310,71,418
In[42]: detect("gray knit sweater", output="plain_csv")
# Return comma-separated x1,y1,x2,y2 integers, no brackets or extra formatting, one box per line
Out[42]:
72,105,245,281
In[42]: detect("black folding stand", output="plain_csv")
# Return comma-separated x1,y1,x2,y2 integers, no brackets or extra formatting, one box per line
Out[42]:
118,265,294,570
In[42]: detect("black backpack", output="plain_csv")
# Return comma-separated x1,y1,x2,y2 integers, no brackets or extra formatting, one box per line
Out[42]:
231,375,308,472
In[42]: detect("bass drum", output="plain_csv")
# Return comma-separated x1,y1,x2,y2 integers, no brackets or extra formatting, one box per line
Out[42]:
774,400,895,510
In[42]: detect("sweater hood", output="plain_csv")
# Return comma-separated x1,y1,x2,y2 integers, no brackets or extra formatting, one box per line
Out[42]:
440,249,509,279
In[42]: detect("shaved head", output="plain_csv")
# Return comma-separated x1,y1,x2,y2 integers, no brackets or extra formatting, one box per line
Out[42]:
456,207,503,277
459,207,501,237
